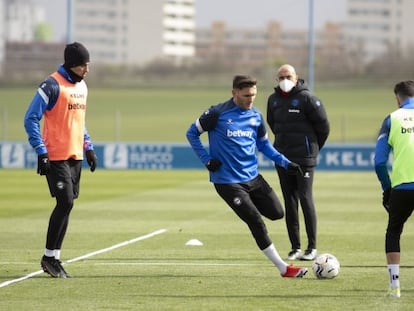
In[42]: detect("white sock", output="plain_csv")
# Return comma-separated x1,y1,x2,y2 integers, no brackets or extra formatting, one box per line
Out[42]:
262,243,288,274
55,250,61,260
44,248,55,258
388,264,400,289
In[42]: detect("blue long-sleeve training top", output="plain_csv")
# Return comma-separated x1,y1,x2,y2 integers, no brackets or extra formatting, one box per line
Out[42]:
186,98,290,184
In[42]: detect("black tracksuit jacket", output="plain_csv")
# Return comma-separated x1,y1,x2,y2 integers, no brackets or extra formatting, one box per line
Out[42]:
266,79,330,167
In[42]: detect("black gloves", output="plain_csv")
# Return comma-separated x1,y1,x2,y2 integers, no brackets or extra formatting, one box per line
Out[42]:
287,162,303,176
382,188,391,213
37,153,50,175
86,150,98,172
206,159,222,172
37,151,97,174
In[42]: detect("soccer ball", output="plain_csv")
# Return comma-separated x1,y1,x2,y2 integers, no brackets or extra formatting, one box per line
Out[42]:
312,253,340,279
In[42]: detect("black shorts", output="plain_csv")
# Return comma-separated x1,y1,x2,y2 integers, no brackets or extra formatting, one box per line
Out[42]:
46,159,82,199
214,174,284,221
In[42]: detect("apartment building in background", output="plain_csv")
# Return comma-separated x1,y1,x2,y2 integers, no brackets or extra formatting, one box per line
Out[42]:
71,0,195,65
344,0,414,62
0,0,4,70
3,0,44,42
196,21,284,68
196,21,346,71
0,0,49,77
2,0,414,80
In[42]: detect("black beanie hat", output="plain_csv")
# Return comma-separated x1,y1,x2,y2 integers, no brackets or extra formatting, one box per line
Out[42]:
64,42,90,68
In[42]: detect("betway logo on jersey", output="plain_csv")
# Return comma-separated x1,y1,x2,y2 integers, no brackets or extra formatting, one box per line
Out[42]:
68,102,86,110
227,129,253,138
401,126,414,133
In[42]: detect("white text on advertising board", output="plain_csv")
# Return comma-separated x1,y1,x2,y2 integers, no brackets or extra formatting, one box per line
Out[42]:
128,145,173,169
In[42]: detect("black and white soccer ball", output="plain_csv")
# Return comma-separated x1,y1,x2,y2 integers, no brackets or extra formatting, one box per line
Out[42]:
312,253,340,279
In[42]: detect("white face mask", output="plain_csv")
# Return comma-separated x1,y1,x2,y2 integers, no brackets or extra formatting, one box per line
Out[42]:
279,79,295,93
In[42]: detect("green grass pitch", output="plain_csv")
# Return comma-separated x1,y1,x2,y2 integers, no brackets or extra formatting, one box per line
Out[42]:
0,86,410,309
0,86,396,143
1,169,414,310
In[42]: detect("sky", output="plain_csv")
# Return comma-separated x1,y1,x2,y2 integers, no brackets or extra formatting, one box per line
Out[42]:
33,0,347,41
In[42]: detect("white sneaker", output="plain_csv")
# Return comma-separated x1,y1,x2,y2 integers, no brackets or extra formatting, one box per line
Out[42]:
386,287,401,298
300,249,317,261
286,249,302,260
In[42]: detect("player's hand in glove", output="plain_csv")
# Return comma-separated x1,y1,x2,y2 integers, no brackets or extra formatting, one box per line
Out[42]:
37,153,50,175
382,188,391,213
287,162,303,176
86,150,98,172
205,159,222,172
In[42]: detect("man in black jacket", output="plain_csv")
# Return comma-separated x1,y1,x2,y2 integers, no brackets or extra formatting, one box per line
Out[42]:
266,64,330,261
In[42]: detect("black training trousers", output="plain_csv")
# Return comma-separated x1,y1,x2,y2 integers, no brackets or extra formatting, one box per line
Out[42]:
386,189,414,253
214,174,284,250
276,165,317,251
45,159,82,250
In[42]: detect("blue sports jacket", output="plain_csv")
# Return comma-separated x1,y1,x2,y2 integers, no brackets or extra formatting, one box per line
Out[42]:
186,98,291,184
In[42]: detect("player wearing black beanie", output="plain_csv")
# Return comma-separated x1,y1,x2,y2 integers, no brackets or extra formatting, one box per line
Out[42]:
24,42,97,278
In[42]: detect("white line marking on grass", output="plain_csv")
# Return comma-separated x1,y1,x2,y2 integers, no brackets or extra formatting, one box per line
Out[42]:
0,228,167,289
92,262,264,267
66,229,167,264
0,262,390,268
0,262,39,265
0,270,45,289
0,262,264,267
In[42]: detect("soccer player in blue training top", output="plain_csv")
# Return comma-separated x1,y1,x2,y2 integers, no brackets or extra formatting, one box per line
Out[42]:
374,80,414,298
186,75,308,278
